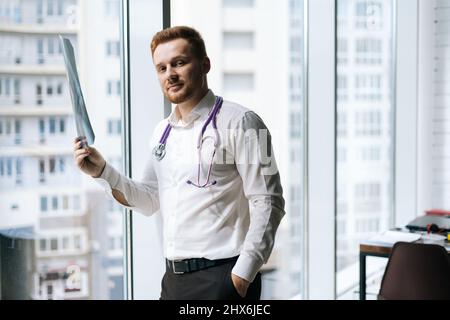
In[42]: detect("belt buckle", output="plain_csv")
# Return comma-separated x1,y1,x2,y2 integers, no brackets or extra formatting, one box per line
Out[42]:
172,260,184,274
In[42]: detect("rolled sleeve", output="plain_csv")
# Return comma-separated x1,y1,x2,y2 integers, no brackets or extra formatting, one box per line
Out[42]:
93,160,160,217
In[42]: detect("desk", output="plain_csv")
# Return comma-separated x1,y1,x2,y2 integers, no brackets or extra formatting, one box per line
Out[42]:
359,237,450,300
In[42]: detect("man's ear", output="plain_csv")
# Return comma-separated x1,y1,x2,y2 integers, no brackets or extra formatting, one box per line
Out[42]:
202,57,211,74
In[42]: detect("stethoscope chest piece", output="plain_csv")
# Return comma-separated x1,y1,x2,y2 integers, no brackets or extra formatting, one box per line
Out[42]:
153,143,166,161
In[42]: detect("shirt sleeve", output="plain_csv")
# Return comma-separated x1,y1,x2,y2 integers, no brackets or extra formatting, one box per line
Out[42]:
93,155,159,217
231,111,286,282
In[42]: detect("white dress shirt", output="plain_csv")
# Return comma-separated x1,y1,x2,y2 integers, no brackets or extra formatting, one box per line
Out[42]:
94,89,285,282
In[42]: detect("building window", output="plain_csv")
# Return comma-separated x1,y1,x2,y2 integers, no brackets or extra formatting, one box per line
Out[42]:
13,79,20,104
48,38,54,54
106,40,120,57
355,110,382,136
36,84,43,104
74,235,81,250
223,32,254,50
51,196,58,210
59,158,65,173
50,238,58,251
39,159,45,182
15,158,22,184
40,196,48,212
107,119,121,135
223,73,254,91
4,78,10,96
62,195,69,210
40,239,46,251
223,0,254,8
59,118,65,133
57,0,63,16
73,195,80,210
6,158,12,176
37,39,44,64
105,0,119,17
107,80,120,96
49,157,56,173
49,117,56,134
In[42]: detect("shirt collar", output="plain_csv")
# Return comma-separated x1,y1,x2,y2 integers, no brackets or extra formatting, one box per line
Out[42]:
168,89,216,128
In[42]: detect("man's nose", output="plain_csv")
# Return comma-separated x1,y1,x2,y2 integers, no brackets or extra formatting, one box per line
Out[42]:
166,66,178,82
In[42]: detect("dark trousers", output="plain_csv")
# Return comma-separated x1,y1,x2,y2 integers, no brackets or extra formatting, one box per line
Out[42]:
160,258,261,300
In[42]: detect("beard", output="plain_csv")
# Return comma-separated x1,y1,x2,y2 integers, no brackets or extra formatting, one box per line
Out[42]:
164,83,193,104
164,72,205,104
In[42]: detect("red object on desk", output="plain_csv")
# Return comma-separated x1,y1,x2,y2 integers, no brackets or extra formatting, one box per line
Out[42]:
425,209,450,217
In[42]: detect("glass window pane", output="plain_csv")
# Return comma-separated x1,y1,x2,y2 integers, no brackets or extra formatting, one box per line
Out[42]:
335,0,394,299
428,2,450,210
223,32,254,50
171,0,306,299
0,0,125,300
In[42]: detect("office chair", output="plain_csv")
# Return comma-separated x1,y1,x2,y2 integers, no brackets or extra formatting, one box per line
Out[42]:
378,241,450,300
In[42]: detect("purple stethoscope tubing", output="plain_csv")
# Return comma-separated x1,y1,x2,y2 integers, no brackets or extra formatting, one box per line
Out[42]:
153,96,223,188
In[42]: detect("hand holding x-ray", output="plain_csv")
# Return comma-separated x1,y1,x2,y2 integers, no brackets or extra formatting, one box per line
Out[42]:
60,35,95,148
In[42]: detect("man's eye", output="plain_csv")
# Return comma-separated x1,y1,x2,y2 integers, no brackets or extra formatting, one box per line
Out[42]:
176,60,185,66
158,67,166,73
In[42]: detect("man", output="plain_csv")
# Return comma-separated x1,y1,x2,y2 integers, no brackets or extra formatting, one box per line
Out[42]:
73,26,285,300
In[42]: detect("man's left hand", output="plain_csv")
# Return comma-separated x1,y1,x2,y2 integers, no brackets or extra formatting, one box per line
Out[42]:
231,273,250,298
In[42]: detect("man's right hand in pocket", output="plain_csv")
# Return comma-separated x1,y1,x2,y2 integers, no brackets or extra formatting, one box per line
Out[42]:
73,136,106,178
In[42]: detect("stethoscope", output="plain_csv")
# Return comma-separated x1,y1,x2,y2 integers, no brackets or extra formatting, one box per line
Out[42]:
153,96,223,188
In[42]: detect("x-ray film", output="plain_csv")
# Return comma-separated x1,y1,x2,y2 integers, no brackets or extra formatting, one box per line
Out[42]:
60,36,95,146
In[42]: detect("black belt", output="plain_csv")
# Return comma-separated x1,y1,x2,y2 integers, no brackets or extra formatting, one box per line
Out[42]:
166,256,238,274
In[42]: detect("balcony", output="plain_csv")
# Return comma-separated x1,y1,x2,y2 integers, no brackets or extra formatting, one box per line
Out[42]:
0,24,78,35
0,106,72,117
0,65,65,76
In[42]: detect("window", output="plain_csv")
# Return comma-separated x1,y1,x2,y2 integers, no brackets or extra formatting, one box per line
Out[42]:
223,0,254,7
355,1,383,30
37,39,44,64
107,80,120,96
223,32,254,50
39,159,45,182
47,0,54,16
13,79,20,103
107,119,121,135
223,73,254,91
57,0,63,16
106,40,120,56
49,157,56,173
105,0,119,17
62,195,69,210
6,158,12,176
73,195,80,210
5,78,10,95
336,0,394,299
50,238,58,251
59,158,65,173
74,235,81,250
49,117,56,133
51,195,58,210
48,38,54,54
40,239,46,252
59,118,65,133
355,110,381,136
172,0,306,300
